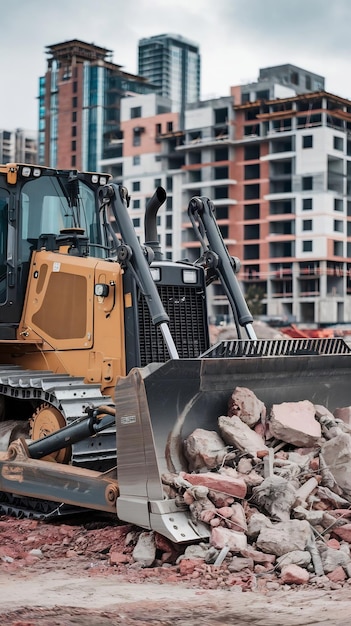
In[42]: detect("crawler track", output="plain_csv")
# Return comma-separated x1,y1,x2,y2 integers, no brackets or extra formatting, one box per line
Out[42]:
0,366,116,518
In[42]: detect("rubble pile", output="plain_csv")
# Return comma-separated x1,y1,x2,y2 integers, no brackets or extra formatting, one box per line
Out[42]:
3,387,351,592
158,387,351,588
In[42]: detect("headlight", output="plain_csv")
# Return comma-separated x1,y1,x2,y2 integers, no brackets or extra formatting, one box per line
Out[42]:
182,269,197,284
150,267,161,281
94,283,109,297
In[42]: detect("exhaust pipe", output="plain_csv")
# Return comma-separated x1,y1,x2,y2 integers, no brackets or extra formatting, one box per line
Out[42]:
144,187,167,261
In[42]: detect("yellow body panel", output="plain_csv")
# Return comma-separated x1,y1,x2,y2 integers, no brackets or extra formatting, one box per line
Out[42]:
0,249,126,397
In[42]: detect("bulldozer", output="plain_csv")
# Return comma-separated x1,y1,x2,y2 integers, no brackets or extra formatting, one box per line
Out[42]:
0,162,351,543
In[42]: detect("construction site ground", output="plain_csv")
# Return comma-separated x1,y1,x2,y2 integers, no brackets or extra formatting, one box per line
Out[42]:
1,516,351,626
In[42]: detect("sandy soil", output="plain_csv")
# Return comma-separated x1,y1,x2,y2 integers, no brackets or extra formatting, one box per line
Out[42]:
1,515,351,626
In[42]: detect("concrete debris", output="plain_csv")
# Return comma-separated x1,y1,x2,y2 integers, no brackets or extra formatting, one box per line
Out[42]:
276,550,312,570
269,400,322,447
317,543,350,573
210,526,248,552
321,432,351,498
132,531,156,568
158,386,351,588
218,414,268,458
228,556,254,572
228,386,266,427
252,476,297,522
180,471,247,499
246,512,273,540
280,563,310,584
183,428,231,472
177,543,218,564
256,520,311,556
333,406,351,426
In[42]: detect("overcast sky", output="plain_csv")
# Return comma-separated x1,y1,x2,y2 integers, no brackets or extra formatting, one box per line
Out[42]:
1,0,351,130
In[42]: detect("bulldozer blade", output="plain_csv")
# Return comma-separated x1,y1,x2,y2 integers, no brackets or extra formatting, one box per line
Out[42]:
114,346,351,541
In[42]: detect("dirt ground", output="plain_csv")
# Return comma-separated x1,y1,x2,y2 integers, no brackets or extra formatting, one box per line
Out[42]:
1,514,351,626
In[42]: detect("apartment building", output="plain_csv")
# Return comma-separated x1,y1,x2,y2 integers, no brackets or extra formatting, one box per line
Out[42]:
39,39,157,171
241,64,324,102
101,62,351,326
0,129,37,164
231,90,351,325
110,93,184,260
177,92,351,324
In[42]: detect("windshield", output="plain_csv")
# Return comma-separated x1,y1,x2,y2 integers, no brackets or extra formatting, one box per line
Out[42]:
19,175,108,261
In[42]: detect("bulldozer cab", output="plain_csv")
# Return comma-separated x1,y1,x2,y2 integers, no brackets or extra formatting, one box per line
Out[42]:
0,164,110,339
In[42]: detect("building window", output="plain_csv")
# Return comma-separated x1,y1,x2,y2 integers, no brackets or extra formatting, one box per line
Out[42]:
244,244,259,260
73,81,78,94
244,184,260,200
132,218,140,227
133,132,141,147
166,176,173,192
334,136,344,151
303,135,313,148
155,155,161,162
165,233,172,246
215,166,228,179
214,186,228,199
167,121,173,132
303,240,313,252
133,155,140,166
256,90,270,100
334,240,343,256
214,108,227,124
303,198,313,210
214,147,228,161
72,96,77,108
71,140,76,151
244,204,260,220
334,219,343,232
244,164,260,179
244,144,260,160
334,198,343,211
302,176,313,191
156,123,162,134
302,220,312,230
132,181,140,192
303,219,312,231
154,178,161,188
72,126,77,137
166,215,172,229
133,199,140,209
305,75,311,90
216,206,228,219
131,106,142,119
72,111,77,123
71,155,76,167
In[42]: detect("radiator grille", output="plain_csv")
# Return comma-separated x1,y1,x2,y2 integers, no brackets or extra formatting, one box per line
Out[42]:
138,284,208,365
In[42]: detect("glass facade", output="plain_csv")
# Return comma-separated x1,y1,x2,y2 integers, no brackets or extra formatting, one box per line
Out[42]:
138,34,200,114
41,40,158,170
